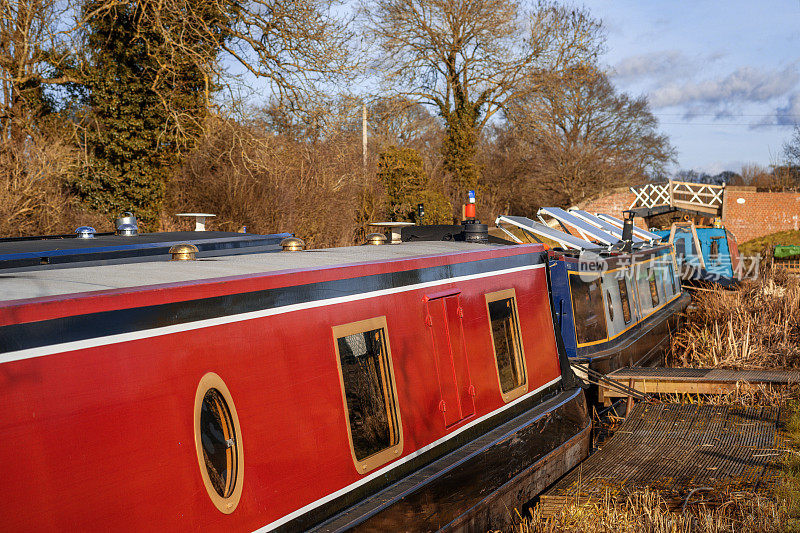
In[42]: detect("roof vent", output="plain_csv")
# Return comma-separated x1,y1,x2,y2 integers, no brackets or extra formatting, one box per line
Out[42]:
116,223,138,237
115,212,138,236
169,243,198,261
75,226,96,239
365,233,387,245
280,237,305,251
461,220,488,244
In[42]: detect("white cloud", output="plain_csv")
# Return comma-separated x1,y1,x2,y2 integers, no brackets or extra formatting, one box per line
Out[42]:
650,65,799,109
694,160,747,175
612,50,698,82
775,92,800,126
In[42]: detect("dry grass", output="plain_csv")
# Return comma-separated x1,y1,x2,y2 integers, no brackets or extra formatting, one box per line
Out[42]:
0,135,112,237
168,115,382,248
658,385,799,407
669,265,800,370
514,489,788,533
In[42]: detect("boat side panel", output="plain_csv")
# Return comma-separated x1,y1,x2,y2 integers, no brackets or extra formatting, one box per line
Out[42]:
696,228,734,277
0,251,560,531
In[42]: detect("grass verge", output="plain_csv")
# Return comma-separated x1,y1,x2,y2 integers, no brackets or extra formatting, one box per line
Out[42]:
739,230,800,257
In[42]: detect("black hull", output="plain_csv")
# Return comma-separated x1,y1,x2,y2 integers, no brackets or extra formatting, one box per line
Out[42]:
313,387,590,532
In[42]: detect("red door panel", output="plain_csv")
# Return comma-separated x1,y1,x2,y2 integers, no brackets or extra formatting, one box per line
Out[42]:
443,296,475,420
425,294,475,427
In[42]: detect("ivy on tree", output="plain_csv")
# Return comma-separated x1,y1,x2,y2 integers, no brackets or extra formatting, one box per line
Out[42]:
73,0,214,227
377,146,452,224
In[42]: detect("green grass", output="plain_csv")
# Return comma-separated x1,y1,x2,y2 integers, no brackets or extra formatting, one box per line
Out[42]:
739,230,800,256
779,401,800,532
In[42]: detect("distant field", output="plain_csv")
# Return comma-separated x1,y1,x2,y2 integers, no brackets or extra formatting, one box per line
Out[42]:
739,230,800,256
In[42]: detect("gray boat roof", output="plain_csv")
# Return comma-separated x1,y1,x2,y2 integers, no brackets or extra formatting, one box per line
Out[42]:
0,231,290,272
0,241,514,303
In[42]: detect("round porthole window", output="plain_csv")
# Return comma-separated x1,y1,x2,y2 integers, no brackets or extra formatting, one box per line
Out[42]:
194,373,243,514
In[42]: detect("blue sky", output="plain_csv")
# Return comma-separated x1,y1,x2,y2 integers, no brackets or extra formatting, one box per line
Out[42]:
583,0,800,174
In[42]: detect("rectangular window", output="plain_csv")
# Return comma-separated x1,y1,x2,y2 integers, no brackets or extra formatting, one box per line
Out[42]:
333,317,402,473
617,277,632,324
648,268,660,307
486,290,527,402
569,274,609,344
675,239,686,258
669,260,680,294
710,237,722,264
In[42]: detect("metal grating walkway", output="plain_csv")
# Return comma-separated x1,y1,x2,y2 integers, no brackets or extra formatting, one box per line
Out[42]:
538,403,790,515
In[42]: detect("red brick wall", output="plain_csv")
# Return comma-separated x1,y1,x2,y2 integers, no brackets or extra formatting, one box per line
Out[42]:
722,187,800,243
577,188,648,229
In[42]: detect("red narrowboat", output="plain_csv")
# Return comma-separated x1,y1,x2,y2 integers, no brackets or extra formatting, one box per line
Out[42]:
0,231,589,531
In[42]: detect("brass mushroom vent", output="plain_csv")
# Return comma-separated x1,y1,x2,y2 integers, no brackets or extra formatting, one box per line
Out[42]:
365,233,387,245
280,237,305,252
169,243,199,261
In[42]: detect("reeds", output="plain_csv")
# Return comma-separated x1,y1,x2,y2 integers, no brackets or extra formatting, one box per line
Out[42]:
670,265,800,370
514,489,787,533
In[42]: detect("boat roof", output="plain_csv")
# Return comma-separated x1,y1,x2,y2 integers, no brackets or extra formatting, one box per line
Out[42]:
568,209,645,243
0,231,291,272
0,241,520,302
595,213,663,241
537,207,620,245
495,215,598,250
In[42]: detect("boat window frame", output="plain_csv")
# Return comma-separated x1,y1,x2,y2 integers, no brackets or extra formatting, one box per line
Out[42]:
485,288,528,403
617,277,632,324
648,266,660,307
605,289,615,323
568,273,610,346
669,222,705,269
332,316,403,475
194,372,244,514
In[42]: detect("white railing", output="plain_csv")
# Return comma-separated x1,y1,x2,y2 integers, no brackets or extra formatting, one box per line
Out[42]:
630,180,724,215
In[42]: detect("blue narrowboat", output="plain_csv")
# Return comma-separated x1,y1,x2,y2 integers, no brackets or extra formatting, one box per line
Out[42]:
496,209,690,374
652,221,742,286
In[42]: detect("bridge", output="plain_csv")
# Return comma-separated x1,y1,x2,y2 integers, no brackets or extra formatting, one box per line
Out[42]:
629,180,724,218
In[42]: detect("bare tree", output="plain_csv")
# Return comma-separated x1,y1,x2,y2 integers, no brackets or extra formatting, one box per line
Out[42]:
116,0,357,116
0,0,77,140
490,70,674,210
361,0,602,190
785,124,800,168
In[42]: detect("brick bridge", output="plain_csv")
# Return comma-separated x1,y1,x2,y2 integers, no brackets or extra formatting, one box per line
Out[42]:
578,182,800,243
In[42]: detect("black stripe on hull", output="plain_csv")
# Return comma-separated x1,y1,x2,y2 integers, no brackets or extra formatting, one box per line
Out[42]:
311,387,590,532
0,252,545,354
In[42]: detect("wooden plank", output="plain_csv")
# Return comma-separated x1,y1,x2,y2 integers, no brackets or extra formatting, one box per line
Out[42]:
672,200,721,215
601,379,755,398
607,367,800,383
